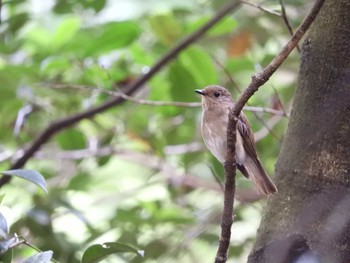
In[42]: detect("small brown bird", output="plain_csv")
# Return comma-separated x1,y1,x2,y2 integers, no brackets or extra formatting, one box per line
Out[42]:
195,85,277,195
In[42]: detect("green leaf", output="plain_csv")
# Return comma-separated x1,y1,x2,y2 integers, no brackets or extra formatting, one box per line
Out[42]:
179,46,218,86
81,0,106,12
53,16,80,48
25,27,52,51
53,0,74,14
168,60,197,102
186,16,237,37
56,128,86,150
5,12,29,33
0,248,12,263
68,21,141,57
4,0,26,6
68,172,91,191
226,57,254,72
0,66,39,101
81,242,143,263
148,13,182,45
23,251,53,263
41,56,71,77
0,170,47,193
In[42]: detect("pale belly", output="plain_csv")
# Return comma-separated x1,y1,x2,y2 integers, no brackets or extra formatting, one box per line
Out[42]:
201,114,246,164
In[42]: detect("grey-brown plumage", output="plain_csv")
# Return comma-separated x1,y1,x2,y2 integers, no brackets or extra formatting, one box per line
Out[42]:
195,85,277,195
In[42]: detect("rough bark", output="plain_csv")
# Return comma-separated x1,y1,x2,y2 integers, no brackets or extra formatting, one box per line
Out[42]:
248,0,350,262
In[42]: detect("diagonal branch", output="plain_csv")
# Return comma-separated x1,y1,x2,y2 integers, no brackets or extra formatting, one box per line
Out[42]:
279,0,301,53
241,0,281,17
214,0,326,262
0,0,242,187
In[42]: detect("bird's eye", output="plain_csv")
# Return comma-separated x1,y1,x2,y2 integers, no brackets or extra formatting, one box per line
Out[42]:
214,92,221,98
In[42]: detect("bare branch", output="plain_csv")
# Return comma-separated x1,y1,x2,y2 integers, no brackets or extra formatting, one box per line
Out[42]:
241,0,281,17
215,0,326,262
0,0,242,187
212,56,242,94
272,86,289,117
251,112,283,144
241,0,301,53
163,142,205,155
35,146,259,202
44,83,202,107
244,105,288,117
45,83,287,116
279,0,301,53
254,114,284,142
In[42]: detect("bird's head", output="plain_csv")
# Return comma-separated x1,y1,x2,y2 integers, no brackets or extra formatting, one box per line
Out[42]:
195,85,233,109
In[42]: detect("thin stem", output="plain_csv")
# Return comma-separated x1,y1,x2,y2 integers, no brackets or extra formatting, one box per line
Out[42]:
43,83,287,116
279,0,301,53
23,240,60,263
241,0,281,16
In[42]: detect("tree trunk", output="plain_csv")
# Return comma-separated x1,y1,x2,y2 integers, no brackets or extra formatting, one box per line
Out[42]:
248,0,350,262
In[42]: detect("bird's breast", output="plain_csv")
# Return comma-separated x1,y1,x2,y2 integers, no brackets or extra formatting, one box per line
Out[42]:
201,108,246,164
201,109,228,163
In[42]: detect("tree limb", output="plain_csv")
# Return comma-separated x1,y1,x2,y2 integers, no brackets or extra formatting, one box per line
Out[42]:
279,0,301,53
0,0,242,187
44,83,287,116
214,0,326,262
241,0,281,17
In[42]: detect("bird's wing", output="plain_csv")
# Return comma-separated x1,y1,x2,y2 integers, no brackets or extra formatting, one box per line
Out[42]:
237,112,258,159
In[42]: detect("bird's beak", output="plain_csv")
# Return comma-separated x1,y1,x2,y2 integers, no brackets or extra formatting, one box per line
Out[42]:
195,89,206,96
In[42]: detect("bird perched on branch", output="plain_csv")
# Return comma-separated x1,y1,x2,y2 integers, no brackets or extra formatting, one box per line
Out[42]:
195,85,277,195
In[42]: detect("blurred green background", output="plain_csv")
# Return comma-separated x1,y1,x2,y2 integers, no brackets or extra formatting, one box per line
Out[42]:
0,0,306,262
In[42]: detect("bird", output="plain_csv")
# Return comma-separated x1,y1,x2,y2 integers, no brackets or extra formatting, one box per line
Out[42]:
195,85,277,195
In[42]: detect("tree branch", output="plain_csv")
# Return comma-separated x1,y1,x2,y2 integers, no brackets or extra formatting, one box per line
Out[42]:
214,0,325,262
0,0,241,187
44,83,287,116
241,0,281,17
279,0,301,53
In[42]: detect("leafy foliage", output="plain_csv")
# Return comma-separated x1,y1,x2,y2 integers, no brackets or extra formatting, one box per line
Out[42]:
23,251,53,263
82,242,143,263
0,0,306,262
0,170,47,193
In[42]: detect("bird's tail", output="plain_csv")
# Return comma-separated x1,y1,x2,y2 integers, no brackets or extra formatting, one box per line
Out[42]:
244,157,277,195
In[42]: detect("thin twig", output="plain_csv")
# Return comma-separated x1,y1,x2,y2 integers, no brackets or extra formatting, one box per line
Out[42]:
240,0,281,16
44,83,287,116
254,114,284,142
0,0,242,187
214,0,325,262
212,56,242,94
279,0,301,53
23,240,60,263
34,147,258,200
44,83,202,107
251,111,282,144
244,106,287,117
272,86,289,116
